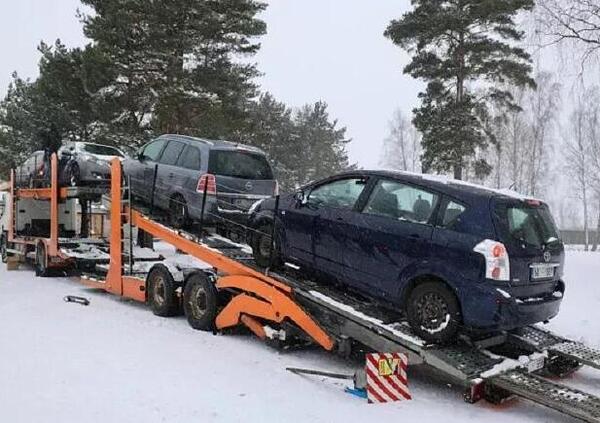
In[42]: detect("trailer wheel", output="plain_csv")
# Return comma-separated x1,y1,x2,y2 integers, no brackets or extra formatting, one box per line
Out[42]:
147,265,180,317
406,281,461,344
183,272,218,331
251,223,282,269
35,242,49,277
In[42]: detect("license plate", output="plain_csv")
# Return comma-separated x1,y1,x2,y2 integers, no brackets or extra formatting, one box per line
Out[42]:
530,264,554,280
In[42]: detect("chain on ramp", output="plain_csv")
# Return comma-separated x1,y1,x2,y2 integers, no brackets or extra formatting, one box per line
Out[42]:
490,370,600,423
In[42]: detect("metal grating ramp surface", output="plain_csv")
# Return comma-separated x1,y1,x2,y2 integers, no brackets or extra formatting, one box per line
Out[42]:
551,342,600,371
513,326,565,350
491,370,600,423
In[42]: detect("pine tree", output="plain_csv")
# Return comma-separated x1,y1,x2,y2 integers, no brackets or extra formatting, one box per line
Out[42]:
0,40,113,178
238,94,354,192
0,74,59,176
237,93,297,190
385,0,536,179
80,0,267,147
292,101,353,187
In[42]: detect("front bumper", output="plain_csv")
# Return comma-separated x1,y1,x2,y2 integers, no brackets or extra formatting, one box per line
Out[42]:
460,279,564,331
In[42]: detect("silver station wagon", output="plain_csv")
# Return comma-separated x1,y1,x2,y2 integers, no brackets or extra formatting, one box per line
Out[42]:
124,134,277,230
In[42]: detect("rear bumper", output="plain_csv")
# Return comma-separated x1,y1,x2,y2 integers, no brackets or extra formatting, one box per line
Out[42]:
186,197,252,226
185,193,268,231
460,279,564,331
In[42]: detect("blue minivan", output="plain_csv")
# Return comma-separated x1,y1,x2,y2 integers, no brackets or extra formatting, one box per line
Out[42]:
248,170,565,343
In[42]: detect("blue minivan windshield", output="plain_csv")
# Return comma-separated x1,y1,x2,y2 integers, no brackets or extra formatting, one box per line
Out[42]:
501,203,559,248
209,150,273,180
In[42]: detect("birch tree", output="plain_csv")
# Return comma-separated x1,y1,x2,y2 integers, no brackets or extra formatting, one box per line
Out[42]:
380,109,422,173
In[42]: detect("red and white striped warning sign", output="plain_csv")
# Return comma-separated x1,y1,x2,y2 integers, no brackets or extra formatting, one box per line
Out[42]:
365,352,411,403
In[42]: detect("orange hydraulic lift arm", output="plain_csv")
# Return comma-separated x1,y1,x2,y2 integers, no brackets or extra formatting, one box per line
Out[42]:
110,159,335,351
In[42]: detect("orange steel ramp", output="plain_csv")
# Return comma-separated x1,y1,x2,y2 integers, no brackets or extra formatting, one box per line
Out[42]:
106,159,335,351
215,275,335,351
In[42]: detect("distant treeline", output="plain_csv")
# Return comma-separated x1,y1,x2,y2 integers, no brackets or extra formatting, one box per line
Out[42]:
0,0,353,191
561,230,599,250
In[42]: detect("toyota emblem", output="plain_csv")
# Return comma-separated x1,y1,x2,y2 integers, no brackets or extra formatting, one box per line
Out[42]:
245,181,253,191
543,251,551,262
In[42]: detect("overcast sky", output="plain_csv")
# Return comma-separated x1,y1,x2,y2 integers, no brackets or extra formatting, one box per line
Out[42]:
2,1,597,170
0,0,422,168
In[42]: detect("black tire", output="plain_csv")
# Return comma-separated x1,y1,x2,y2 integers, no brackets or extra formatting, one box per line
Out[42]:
251,222,281,268
183,272,219,331
68,163,81,187
1,233,8,264
35,242,49,277
147,265,180,317
406,281,461,343
169,194,190,229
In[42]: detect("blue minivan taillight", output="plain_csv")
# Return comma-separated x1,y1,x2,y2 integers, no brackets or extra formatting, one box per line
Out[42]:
474,239,511,281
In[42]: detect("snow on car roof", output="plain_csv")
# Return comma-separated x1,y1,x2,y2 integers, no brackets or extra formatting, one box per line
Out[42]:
373,168,543,202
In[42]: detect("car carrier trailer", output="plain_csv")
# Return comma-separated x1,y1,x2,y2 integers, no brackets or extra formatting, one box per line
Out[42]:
3,155,600,422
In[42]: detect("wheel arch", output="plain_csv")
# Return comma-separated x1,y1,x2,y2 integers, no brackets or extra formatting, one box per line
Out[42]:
169,190,187,205
249,210,275,229
399,273,462,313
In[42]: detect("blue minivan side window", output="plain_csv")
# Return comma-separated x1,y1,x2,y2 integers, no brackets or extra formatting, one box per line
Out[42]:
363,179,438,224
308,178,367,209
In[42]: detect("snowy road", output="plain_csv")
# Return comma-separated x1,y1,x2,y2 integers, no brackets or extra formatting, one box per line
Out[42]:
1,250,599,422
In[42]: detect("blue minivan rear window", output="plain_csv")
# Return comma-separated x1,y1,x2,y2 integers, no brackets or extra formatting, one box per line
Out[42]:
500,203,559,248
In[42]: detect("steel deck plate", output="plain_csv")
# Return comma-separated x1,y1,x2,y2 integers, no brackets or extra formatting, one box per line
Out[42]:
491,370,600,422
551,342,600,371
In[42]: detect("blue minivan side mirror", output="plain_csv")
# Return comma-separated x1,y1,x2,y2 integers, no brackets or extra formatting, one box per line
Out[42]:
294,190,307,206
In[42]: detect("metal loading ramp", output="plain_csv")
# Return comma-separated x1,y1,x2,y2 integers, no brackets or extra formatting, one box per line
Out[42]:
551,342,600,370
510,326,600,371
490,370,600,423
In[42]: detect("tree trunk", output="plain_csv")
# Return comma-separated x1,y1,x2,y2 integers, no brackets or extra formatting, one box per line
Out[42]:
583,188,589,251
453,163,462,180
592,199,600,252
454,28,465,182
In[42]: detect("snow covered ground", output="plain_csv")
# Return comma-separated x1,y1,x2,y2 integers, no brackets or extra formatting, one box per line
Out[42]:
0,250,599,423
